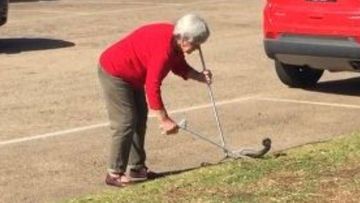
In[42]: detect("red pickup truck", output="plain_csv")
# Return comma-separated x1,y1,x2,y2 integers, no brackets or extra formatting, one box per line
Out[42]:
263,0,360,87
0,0,8,26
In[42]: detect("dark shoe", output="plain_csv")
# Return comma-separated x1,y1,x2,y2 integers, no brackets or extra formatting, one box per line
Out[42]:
128,167,161,181
105,173,131,187
128,167,148,182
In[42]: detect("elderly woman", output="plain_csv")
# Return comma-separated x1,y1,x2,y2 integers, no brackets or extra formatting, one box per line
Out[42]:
98,14,211,187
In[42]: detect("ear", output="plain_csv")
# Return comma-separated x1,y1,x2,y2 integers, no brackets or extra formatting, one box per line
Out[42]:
175,36,185,47
179,38,188,48
179,38,188,46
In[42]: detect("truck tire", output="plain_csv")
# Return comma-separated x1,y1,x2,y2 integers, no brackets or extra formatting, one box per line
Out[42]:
275,60,324,88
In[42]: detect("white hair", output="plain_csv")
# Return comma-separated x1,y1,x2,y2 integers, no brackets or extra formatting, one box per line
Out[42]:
173,14,210,44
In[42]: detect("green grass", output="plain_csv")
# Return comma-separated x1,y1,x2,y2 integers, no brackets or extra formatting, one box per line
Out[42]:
67,132,360,203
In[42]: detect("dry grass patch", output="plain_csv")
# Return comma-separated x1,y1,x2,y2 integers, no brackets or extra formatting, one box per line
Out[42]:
68,132,360,203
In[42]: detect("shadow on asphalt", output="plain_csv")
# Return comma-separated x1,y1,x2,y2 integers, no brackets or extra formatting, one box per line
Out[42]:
305,77,360,96
0,38,75,54
147,167,200,181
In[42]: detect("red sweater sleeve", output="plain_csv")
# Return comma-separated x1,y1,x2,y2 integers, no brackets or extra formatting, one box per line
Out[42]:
145,52,193,110
145,54,169,110
171,53,192,80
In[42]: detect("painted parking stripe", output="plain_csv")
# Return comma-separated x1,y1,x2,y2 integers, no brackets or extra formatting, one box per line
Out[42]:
10,0,230,22
0,95,257,146
256,97,360,109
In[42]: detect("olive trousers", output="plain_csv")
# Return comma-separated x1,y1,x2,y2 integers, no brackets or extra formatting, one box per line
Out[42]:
98,66,148,173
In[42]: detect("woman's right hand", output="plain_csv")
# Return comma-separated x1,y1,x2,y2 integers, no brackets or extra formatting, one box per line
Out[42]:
152,109,179,135
159,117,179,135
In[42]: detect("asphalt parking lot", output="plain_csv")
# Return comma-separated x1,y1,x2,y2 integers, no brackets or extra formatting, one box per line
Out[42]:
2,0,360,202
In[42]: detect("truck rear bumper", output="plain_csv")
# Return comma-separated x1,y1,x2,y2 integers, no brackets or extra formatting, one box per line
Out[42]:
264,35,360,70
264,35,360,59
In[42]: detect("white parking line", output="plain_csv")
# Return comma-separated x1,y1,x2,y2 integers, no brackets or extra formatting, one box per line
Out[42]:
10,1,183,15
10,0,232,22
52,1,183,6
10,5,175,23
0,123,109,146
255,97,360,109
3,95,360,146
0,95,257,147
55,0,228,6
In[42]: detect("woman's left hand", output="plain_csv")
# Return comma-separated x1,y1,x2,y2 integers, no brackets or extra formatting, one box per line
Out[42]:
202,69,212,84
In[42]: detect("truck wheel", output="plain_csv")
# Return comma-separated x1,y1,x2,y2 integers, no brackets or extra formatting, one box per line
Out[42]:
275,60,324,88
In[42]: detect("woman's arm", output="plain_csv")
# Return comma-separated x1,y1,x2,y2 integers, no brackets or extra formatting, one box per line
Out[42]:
187,68,212,84
151,109,179,135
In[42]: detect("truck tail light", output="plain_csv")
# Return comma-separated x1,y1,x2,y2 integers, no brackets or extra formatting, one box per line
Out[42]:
353,36,360,44
265,32,280,39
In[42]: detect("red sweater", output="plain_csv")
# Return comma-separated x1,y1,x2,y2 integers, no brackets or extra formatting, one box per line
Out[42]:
99,23,192,110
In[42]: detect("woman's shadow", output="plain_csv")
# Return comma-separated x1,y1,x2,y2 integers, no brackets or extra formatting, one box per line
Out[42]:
305,76,360,96
0,38,75,54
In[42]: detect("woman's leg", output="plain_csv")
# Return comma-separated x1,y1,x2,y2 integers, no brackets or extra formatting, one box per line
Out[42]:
98,67,137,174
128,89,148,171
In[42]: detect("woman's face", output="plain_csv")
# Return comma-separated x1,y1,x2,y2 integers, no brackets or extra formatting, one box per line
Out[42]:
179,39,200,54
